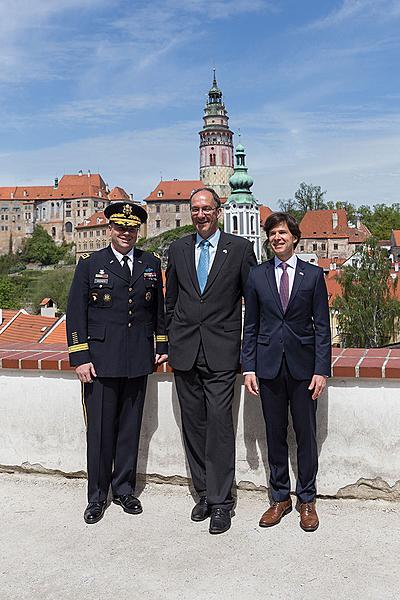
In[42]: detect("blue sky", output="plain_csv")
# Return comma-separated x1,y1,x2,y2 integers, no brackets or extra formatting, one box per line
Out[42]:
1,0,400,207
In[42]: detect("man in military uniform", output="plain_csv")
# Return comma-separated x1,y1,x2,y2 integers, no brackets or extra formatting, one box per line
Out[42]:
66,201,168,524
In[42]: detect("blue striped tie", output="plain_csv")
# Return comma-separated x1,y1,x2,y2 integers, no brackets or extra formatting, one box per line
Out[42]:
197,240,210,294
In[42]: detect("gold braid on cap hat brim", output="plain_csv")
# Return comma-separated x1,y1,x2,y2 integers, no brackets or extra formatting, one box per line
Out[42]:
109,213,142,227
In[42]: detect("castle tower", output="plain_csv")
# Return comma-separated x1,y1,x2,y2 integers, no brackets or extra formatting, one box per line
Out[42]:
224,141,261,262
199,70,234,199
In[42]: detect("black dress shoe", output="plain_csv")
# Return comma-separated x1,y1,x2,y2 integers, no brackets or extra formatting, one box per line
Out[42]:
84,501,106,524
113,494,143,514
209,508,231,534
191,496,210,522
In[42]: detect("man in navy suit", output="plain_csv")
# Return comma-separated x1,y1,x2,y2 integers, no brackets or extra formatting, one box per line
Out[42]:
242,212,331,532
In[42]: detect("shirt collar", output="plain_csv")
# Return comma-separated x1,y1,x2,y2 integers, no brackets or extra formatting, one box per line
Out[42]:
274,253,297,270
196,228,221,248
110,244,135,264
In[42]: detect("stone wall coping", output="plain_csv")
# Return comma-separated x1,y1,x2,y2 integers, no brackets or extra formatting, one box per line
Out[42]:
0,343,399,379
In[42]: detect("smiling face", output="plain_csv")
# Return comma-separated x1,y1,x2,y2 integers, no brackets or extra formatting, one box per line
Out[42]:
268,221,298,262
190,190,221,239
109,223,139,254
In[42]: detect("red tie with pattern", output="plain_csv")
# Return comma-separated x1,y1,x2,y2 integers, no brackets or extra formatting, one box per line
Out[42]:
279,262,289,311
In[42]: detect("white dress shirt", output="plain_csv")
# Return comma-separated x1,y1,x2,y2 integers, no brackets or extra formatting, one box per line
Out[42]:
195,228,221,273
110,244,135,274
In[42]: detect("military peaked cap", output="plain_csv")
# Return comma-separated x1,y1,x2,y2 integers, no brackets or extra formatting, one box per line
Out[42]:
104,201,148,227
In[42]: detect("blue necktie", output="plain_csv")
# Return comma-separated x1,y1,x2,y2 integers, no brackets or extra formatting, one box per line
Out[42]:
197,239,210,294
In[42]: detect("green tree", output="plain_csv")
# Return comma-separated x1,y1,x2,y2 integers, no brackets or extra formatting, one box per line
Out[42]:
294,182,327,215
21,225,62,266
325,200,358,225
0,276,21,308
277,198,303,223
333,238,400,347
357,204,400,239
31,268,74,313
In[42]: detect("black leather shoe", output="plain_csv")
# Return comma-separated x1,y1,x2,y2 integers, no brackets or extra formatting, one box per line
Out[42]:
191,496,210,522
209,508,231,534
113,494,143,514
84,501,106,524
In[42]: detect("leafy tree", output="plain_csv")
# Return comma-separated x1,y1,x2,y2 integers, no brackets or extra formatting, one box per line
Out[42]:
0,276,21,308
357,204,400,239
294,182,327,215
31,268,74,313
20,225,62,266
325,200,358,225
277,198,303,223
333,238,400,347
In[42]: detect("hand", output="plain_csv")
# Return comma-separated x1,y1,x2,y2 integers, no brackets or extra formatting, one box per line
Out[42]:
308,374,327,400
75,362,97,383
244,373,259,396
155,354,168,365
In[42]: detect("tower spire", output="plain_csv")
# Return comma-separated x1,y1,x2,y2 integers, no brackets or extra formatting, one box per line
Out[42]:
199,71,234,198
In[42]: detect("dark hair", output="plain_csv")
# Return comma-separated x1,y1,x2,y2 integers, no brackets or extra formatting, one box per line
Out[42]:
190,187,221,209
264,212,301,248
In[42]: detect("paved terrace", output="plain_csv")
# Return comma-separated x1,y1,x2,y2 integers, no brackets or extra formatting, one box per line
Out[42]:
1,472,399,600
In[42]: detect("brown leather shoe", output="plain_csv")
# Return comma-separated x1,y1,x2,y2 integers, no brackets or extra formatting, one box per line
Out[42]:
259,499,292,527
299,500,319,532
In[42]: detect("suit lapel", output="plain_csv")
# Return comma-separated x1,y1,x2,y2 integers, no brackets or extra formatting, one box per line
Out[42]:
265,258,284,314
104,246,130,282
183,234,201,296
203,231,230,293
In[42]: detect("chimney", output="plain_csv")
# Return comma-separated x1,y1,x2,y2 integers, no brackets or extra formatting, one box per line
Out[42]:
23,190,27,197
78,170,83,176
130,193,134,201
87,170,91,177
54,178,59,189
332,212,338,229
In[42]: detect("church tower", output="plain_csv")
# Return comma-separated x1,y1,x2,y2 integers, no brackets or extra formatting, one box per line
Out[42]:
224,141,261,262
199,70,234,199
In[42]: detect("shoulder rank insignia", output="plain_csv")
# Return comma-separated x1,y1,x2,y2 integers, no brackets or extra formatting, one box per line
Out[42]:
81,253,90,259
152,252,161,260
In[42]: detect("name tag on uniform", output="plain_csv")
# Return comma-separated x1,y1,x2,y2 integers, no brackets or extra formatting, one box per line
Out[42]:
94,272,109,284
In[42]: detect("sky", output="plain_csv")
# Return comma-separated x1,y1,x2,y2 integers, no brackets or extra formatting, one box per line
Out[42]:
1,0,400,208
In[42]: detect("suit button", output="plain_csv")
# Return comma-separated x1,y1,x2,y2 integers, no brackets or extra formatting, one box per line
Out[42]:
200,299,204,304
129,287,132,292
129,310,132,315
128,323,132,328
129,299,133,304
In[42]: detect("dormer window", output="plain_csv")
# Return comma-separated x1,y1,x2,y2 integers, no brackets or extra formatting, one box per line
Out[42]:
157,190,163,198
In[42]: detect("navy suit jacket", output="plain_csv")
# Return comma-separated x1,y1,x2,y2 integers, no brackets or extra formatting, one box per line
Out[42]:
241,257,331,380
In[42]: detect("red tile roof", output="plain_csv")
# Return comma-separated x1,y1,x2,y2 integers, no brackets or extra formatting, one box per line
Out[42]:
392,230,400,246
76,211,108,229
0,312,57,343
0,173,129,203
40,317,67,345
259,205,273,226
0,309,20,331
145,180,203,202
300,209,369,242
318,258,346,269
109,186,130,200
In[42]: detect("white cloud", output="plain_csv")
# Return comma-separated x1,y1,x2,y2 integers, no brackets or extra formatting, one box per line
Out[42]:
306,0,400,30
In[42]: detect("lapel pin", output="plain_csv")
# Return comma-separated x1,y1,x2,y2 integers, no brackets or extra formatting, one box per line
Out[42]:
110,260,114,264
138,260,142,264
299,272,304,276
223,249,228,254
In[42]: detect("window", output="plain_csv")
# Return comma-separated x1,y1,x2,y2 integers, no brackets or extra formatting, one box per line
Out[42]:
83,231,87,238
321,243,326,250
89,241,93,249
300,245,304,251
66,210,71,217
83,210,87,217
176,219,181,228
83,201,88,207
51,227,56,237
66,202,71,209
176,205,180,213
83,242,87,250
102,230,107,236
65,222,73,233
333,243,338,250
156,221,160,229
89,231,94,238
77,210,80,217
96,230,100,236
156,205,161,213
232,215,238,232
157,190,163,198
312,243,317,251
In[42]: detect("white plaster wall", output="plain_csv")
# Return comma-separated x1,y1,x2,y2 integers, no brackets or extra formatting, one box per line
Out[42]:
0,371,399,496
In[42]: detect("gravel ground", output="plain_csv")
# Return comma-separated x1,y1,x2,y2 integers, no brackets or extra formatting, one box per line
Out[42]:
0,472,399,600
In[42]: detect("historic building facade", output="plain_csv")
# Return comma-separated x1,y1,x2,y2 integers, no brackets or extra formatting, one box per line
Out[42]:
0,172,130,254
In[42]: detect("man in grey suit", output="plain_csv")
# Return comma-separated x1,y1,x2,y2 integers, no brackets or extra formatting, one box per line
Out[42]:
166,187,256,534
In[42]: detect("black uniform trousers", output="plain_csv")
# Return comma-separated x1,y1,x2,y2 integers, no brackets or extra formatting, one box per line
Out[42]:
83,376,147,503
174,344,236,510
259,356,318,504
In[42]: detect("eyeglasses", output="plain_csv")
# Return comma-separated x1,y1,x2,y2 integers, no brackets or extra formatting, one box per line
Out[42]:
190,206,217,214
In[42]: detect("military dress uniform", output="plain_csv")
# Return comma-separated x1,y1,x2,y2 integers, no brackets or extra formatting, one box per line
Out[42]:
66,203,167,514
